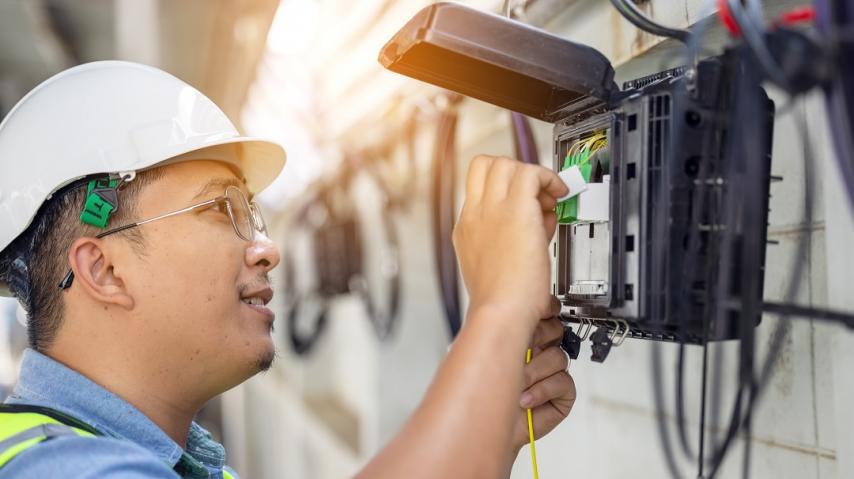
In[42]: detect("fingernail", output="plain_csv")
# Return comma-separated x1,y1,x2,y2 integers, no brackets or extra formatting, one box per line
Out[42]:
520,392,534,408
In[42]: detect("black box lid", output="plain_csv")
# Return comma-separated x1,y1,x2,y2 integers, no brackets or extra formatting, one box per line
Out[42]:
379,2,618,122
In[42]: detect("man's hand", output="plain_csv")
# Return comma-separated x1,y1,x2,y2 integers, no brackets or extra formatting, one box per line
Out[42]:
357,156,572,478
513,316,576,451
452,155,569,329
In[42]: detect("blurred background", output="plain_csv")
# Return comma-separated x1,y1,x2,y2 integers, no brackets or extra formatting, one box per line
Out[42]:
1,0,854,477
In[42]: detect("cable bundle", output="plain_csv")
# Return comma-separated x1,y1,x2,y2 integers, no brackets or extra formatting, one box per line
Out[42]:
556,133,607,224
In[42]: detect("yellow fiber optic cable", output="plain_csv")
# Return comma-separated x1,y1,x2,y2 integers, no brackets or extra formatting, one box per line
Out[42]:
564,136,590,166
526,348,539,479
582,133,606,152
565,139,582,161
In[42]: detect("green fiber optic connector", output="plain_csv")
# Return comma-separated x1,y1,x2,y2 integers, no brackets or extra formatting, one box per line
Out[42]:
556,151,593,224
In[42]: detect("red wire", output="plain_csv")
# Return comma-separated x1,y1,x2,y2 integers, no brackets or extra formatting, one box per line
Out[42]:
718,2,815,36
717,0,741,36
777,6,816,26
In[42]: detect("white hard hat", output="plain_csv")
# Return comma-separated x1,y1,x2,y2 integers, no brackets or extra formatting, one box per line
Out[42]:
0,60,286,296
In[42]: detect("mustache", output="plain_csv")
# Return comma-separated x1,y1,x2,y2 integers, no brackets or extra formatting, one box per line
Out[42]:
237,273,273,297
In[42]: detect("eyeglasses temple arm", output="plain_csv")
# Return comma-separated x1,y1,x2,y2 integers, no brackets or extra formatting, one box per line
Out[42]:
60,198,221,289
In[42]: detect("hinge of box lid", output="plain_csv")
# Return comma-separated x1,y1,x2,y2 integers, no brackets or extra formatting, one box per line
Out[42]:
552,96,612,126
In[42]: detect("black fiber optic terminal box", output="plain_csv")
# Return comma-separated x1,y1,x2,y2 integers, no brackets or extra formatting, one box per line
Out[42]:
380,2,774,344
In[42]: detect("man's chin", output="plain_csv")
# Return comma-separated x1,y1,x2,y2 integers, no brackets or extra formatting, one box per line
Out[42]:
232,333,277,378
255,347,277,372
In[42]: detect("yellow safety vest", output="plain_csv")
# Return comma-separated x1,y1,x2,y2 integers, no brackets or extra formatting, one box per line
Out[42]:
0,404,234,479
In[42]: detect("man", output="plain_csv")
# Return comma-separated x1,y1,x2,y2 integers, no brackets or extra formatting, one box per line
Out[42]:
0,61,574,478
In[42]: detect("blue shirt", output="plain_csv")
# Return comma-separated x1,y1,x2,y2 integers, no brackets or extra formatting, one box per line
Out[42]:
2,349,240,479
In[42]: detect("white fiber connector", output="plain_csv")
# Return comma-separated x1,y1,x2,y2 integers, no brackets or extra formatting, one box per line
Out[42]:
557,166,588,202
577,174,610,222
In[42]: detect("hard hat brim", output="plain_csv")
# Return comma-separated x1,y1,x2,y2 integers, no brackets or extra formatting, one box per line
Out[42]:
160,136,287,195
216,137,287,195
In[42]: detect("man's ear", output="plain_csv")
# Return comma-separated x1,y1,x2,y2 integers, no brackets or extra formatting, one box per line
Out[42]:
68,237,135,310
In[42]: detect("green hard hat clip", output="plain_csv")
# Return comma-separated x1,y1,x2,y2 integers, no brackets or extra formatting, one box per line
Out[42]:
80,177,121,228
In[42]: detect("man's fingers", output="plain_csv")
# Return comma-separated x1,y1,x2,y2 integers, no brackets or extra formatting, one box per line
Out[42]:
529,386,577,439
537,191,558,211
473,159,567,207
548,295,561,317
530,317,563,350
464,155,496,205
482,157,518,202
520,371,576,410
523,345,567,388
510,164,568,202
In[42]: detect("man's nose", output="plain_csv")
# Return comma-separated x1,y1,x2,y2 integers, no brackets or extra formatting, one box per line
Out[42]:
245,232,281,272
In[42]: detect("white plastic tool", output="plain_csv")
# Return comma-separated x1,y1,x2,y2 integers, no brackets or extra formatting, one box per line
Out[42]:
557,165,588,202
577,175,610,222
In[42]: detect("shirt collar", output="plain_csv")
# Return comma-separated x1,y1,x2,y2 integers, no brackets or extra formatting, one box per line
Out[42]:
5,348,225,471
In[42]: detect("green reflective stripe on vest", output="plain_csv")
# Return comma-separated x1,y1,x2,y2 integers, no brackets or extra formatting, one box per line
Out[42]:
0,408,238,478
0,411,94,468
0,436,43,468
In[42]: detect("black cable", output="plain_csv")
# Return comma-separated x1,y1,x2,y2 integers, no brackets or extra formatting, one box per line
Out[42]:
708,385,744,474
674,15,784,472
817,0,854,215
359,136,412,342
708,93,811,479
649,78,676,478
675,344,695,459
694,77,729,475
432,95,464,339
708,341,725,470
705,91,746,479
360,210,402,341
286,298,330,356
698,338,710,478
651,343,684,479
682,7,728,476
671,33,729,468
751,105,815,397
643,2,752,473
510,111,539,165
402,113,420,208
705,80,828,478
611,3,830,476
366,112,421,212
283,103,417,351
282,236,331,356
762,301,854,328
742,402,753,478
725,0,793,92
707,48,765,479
738,44,772,479
824,79,854,213
649,3,718,473
609,0,691,43
644,2,725,471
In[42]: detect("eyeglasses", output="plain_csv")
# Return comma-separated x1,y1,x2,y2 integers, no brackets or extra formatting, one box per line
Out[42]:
59,186,267,290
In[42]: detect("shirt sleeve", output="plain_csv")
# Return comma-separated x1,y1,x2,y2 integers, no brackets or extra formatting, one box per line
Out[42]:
0,435,180,479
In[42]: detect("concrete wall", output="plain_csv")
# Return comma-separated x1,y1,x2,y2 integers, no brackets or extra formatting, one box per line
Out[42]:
228,1,854,477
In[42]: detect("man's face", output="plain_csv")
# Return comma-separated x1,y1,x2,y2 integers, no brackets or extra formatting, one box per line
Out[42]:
120,160,280,394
